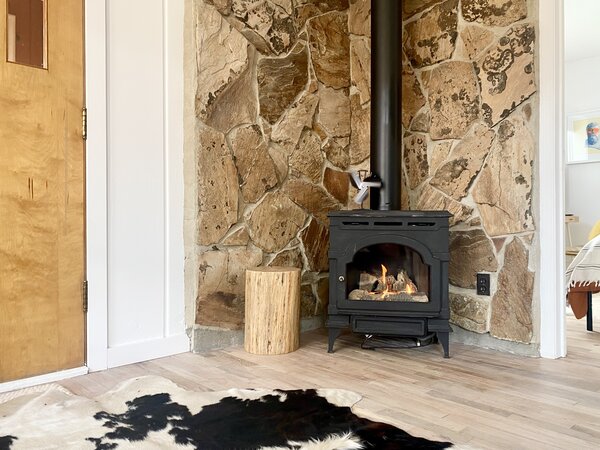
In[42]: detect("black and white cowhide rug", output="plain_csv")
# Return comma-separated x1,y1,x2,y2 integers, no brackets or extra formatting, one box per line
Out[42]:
0,376,453,449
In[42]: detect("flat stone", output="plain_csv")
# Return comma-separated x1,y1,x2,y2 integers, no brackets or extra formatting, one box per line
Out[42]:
410,108,430,133
403,0,458,69
417,184,472,227
401,175,410,210
473,115,534,237
205,47,259,134
258,42,309,124
282,179,341,223
449,229,498,289
221,226,250,246
272,0,293,14
271,93,319,153
428,61,480,140
469,217,482,227
490,238,534,343
294,0,349,30
324,138,350,169
301,218,330,272
493,237,506,252
301,284,317,317
318,85,351,137
307,11,350,89
403,133,429,189
197,127,239,245
402,0,443,19
429,141,453,174
290,130,324,183
268,144,289,182
229,124,279,203
196,246,263,329
349,0,370,37
324,167,349,204
522,103,533,122
460,25,495,60
402,53,427,128
349,94,370,164
521,233,534,245
430,125,495,200
196,4,249,125
350,38,371,105
248,191,308,252
450,293,489,333
205,0,233,16
269,247,303,268
230,0,297,56
477,24,536,127
462,0,527,27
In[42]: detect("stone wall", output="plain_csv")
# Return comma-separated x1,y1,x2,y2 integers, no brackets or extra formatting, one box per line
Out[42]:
186,0,540,352
188,0,372,348
401,0,539,348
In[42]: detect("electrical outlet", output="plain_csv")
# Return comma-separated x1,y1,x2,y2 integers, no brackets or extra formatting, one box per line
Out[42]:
477,273,491,296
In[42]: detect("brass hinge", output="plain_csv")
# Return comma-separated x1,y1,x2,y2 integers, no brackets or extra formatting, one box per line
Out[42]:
82,107,88,141
82,280,89,313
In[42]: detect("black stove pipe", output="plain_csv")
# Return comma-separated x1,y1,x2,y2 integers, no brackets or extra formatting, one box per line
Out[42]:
369,0,402,210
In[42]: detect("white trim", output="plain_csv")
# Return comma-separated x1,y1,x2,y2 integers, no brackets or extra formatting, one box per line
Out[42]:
85,0,188,371
0,367,88,394
85,0,109,372
539,0,567,359
164,0,186,339
106,334,189,369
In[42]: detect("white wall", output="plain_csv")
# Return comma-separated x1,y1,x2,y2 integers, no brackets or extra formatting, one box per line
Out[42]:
565,56,600,245
104,0,188,367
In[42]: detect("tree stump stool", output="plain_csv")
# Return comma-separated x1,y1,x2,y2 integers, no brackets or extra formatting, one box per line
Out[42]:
244,267,301,355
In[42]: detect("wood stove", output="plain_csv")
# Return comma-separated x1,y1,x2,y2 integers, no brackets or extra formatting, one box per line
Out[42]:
325,0,452,356
326,210,451,357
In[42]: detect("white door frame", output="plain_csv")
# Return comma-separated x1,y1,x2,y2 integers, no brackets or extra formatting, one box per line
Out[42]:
85,0,187,372
538,0,567,359
85,0,109,372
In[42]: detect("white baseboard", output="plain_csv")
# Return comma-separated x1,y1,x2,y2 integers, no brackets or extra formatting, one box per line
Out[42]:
0,366,89,394
107,333,190,368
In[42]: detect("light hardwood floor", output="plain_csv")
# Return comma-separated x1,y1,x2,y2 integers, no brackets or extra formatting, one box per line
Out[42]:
58,311,600,450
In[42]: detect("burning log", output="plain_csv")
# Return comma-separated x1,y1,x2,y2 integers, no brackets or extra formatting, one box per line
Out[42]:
359,273,378,291
349,267,427,302
348,289,429,302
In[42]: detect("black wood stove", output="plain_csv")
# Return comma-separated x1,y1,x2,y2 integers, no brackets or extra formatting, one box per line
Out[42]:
326,210,451,357
326,0,452,357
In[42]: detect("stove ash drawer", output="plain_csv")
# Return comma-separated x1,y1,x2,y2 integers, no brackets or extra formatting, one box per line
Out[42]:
352,317,426,336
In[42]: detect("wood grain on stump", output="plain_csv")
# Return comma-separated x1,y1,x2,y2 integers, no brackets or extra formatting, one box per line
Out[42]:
244,267,301,355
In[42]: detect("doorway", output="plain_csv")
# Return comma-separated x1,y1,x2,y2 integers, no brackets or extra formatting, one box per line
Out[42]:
0,0,86,382
563,0,600,348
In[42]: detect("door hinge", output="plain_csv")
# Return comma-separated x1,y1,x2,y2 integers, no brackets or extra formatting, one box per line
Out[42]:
82,107,88,141
82,280,89,313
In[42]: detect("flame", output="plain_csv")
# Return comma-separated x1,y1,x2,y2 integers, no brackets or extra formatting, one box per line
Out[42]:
405,283,415,295
380,264,389,298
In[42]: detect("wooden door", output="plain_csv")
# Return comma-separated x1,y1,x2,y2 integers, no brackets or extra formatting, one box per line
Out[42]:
0,0,85,382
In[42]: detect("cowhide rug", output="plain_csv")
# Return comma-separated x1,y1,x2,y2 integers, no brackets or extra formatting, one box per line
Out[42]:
0,376,453,449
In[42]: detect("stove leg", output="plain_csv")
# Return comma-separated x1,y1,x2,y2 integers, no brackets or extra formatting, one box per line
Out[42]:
328,328,342,353
438,332,450,358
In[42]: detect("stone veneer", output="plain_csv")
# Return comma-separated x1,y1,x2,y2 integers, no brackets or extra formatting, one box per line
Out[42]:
185,0,540,352
186,0,371,349
401,0,538,347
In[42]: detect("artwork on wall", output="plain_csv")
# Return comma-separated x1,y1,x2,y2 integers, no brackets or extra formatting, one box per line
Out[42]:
568,111,600,163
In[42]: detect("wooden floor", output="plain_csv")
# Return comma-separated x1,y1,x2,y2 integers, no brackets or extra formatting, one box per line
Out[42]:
58,312,600,449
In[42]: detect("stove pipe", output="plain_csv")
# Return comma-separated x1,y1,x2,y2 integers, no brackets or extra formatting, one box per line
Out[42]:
369,0,402,210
